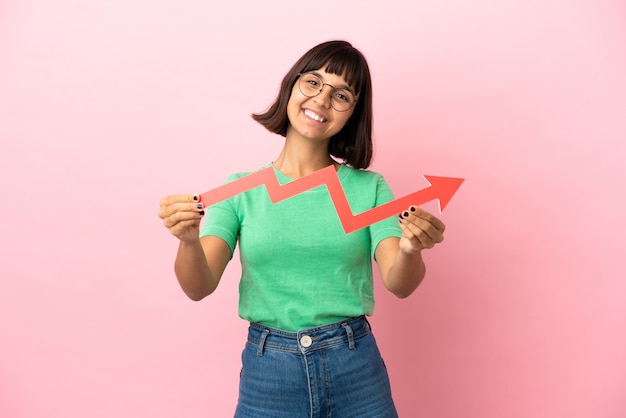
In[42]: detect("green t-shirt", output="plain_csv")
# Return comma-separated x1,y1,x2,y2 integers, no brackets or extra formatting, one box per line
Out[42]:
200,163,402,331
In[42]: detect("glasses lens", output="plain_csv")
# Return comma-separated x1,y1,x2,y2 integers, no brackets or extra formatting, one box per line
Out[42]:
298,73,356,112
330,88,355,112
299,73,322,97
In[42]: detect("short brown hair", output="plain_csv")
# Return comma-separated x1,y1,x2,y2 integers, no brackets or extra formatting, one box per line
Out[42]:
252,40,374,169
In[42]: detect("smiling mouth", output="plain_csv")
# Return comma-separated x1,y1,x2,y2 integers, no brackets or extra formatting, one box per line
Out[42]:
303,109,327,123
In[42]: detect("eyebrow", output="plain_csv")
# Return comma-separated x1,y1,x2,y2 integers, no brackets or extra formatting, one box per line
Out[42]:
310,71,355,95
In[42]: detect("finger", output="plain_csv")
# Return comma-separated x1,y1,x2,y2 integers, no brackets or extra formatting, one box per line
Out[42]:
169,219,201,239
399,211,443,247
400,219,435,249
159,194,199,208
158,200,205,220
402,207,445,239
162,207,205,229
406,206,446,232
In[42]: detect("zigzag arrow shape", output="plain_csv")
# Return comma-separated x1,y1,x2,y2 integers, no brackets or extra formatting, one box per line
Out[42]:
199,166,464,234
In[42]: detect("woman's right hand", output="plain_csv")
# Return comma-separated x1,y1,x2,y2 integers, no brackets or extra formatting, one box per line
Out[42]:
158,194,205,242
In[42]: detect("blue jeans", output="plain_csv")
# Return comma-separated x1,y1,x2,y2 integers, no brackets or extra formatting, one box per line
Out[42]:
234,316,398,418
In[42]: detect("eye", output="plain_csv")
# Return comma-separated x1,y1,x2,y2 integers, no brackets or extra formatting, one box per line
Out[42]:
334,90,351,103
302,75,321,88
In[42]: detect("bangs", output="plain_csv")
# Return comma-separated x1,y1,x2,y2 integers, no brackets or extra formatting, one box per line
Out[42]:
299,44,370,95
324,55,367,94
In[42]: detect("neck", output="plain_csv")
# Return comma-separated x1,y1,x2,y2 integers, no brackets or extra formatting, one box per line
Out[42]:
273,140,339,179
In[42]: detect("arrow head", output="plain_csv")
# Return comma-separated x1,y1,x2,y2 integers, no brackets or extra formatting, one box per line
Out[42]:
423,175,465,213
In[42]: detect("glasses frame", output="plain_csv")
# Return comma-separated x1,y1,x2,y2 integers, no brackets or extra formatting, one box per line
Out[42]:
297,72,358,112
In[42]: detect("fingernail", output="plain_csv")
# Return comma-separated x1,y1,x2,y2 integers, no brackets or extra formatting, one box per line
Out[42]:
410,206,416,212
193,195,199,201
196,203,203,209
399,213,404,219
198,211,205,216
403,211,409,217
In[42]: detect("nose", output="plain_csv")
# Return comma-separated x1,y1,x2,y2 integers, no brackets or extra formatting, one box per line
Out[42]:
313,84,333,108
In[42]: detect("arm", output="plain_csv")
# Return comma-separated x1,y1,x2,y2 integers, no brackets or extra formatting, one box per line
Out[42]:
174,236,231,301
374,206,445,298
159,194,232,301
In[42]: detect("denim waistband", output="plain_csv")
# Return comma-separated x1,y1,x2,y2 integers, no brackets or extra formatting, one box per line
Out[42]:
247,316,371,355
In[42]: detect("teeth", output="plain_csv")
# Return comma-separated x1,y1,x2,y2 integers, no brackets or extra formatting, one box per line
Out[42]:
304,109,326,122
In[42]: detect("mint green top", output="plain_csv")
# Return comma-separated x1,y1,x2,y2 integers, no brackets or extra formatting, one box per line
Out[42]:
200,163,402,332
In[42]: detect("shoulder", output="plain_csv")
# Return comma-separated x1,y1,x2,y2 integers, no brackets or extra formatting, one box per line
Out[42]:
341,164,388,186
224,164,272,182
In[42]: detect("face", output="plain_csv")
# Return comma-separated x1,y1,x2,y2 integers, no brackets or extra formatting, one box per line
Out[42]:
285,68,357,143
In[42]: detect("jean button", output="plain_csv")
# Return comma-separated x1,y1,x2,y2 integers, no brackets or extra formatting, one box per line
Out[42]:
300,335,312,348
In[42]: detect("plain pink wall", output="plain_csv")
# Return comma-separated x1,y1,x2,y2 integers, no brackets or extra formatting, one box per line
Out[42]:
1,0,625,417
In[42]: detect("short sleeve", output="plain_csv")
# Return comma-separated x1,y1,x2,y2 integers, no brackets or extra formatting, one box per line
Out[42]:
369,175,402,258
199,175,241,254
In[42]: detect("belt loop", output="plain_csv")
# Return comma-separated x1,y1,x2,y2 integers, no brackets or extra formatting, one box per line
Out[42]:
342,322,356,350
364,316,372,332
257,328,270,356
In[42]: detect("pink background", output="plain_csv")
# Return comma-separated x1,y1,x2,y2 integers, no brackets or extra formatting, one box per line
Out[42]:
1,0,625,417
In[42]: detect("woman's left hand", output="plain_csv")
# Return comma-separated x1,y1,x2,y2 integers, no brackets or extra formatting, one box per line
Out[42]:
398,206,446,253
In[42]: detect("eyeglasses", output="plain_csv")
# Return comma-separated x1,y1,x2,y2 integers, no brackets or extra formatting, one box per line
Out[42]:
297,72,357,112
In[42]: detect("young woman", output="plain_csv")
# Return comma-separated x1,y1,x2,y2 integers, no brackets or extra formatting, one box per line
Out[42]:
158,40,445,418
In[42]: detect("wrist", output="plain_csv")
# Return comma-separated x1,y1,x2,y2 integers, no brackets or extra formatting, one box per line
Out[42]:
178,235,202,246
398,240,424,256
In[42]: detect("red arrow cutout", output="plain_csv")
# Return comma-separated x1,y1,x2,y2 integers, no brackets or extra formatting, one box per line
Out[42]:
199,166,464,234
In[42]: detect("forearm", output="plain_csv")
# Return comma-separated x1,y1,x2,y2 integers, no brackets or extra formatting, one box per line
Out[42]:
174,239,217,301
382,249,426,299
